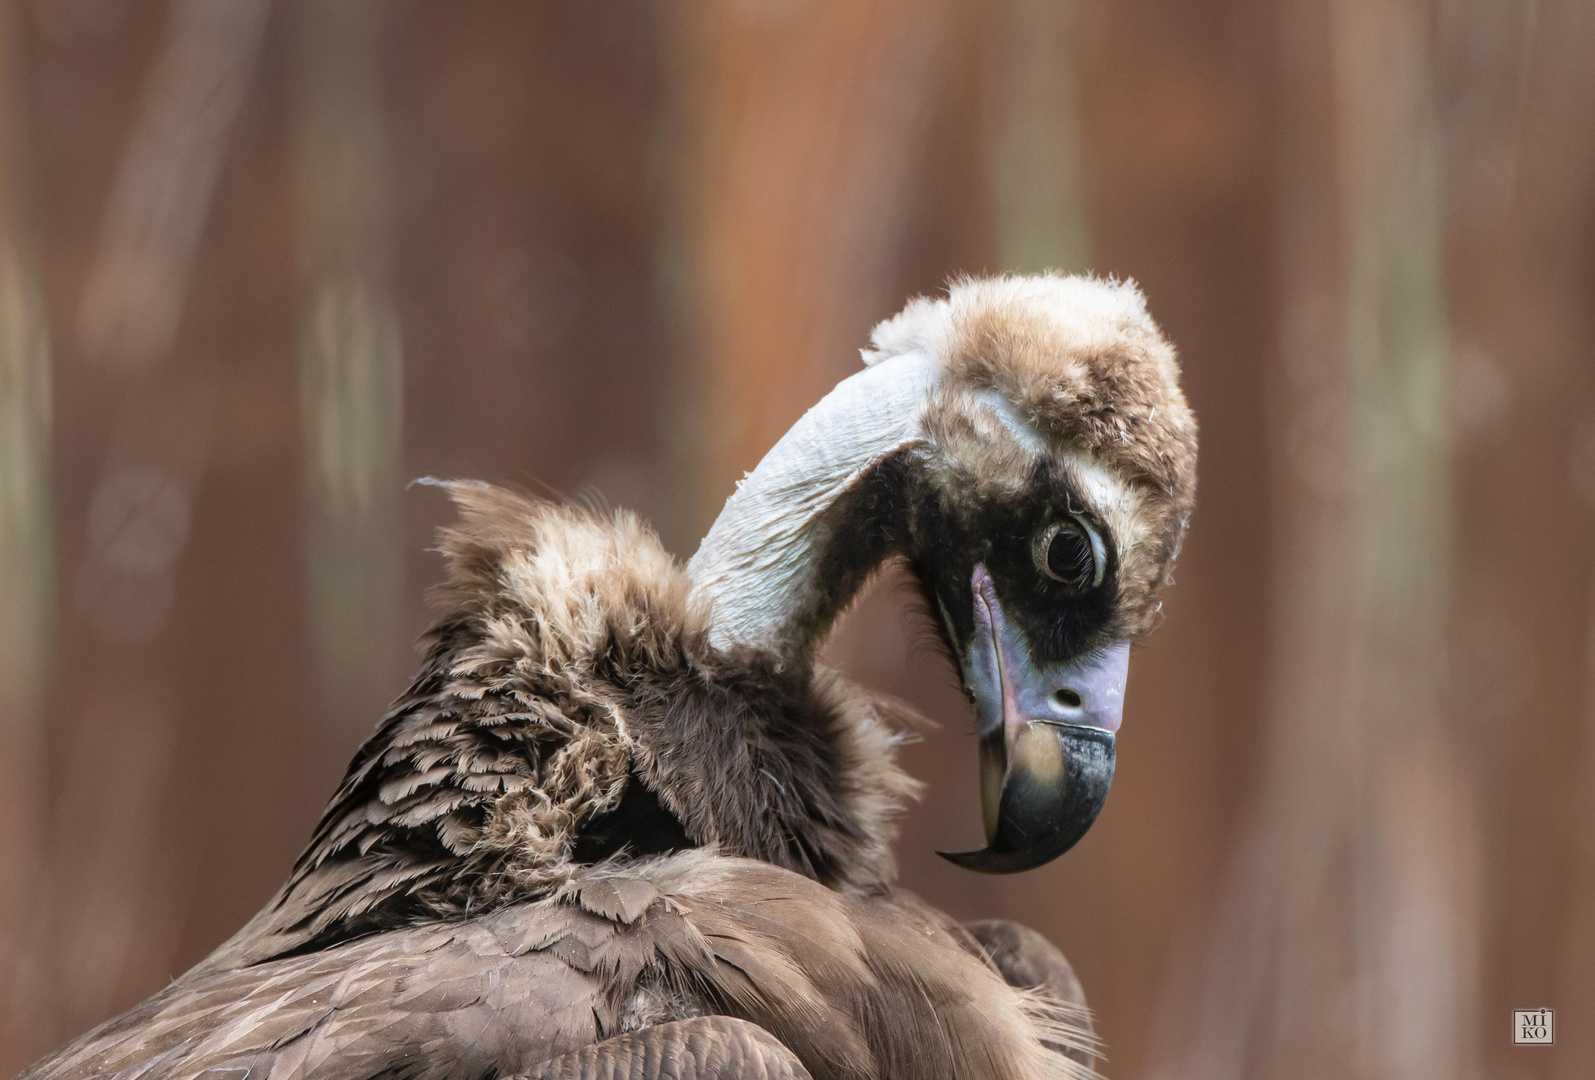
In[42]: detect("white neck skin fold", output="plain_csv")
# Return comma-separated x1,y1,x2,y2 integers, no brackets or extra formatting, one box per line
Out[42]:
686,351,938,656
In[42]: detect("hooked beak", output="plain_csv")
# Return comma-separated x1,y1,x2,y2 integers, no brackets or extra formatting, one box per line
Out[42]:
939,564,1129,873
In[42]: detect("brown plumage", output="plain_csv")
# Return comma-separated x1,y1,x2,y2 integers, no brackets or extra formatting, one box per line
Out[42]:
527,1018,812,1080
23,273,1197,1080
193,485,920,977
29,854,1093,1080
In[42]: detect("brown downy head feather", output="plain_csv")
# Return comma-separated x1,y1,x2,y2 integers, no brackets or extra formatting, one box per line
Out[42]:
194,483,920,976
866,273,1197,637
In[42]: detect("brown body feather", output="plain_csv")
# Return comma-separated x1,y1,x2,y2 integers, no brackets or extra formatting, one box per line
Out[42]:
195,486,918,976
25,855,1093,1080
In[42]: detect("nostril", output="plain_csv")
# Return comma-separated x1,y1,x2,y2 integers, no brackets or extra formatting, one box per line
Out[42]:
1053,688,1082,709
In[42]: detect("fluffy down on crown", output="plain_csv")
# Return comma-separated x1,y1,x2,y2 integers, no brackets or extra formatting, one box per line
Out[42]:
864,273,1197,636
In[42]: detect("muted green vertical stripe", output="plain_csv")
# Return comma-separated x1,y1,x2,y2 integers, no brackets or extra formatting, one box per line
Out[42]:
0,253,49,731
0,0,49,1039
988,0,1091,275
293,0,405,774
1340,10,1468,1075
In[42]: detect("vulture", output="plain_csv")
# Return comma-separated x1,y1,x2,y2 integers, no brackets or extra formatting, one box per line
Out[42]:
22,274,1196,1080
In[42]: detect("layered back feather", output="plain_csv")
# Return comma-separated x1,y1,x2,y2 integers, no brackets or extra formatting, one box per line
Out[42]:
29,854,1096,1080
195,484,920,976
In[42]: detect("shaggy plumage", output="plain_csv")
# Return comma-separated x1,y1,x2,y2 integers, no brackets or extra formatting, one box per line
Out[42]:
197,485,921,975
30,855,1095,1080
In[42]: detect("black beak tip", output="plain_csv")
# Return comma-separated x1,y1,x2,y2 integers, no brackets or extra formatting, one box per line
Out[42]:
938,725,1116,874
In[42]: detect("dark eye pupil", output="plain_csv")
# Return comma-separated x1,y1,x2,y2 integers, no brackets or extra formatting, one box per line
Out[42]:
1047,528,1094,587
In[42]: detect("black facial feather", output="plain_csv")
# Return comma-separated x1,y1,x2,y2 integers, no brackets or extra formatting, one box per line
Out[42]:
787,450,919,657
903,460,1122,668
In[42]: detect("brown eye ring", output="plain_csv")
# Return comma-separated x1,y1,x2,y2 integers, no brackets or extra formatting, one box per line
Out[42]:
1033,517,1106,592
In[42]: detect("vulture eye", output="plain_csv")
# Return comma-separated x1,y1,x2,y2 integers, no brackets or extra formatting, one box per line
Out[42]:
1035,518,1106,592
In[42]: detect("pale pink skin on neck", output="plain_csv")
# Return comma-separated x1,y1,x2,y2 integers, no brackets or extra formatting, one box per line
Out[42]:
966,564,1130,743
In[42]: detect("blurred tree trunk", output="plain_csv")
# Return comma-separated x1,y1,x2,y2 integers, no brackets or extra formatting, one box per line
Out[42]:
985,0,1090,276
5,0,273,1067
74,0,268,375
1146,0,1482,1076
1431,2,1595,1078
665,0,958,540
291,0,406,786
0,0,51,1071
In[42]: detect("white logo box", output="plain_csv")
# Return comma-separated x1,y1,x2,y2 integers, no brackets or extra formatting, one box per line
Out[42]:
1512,1009,1554,1046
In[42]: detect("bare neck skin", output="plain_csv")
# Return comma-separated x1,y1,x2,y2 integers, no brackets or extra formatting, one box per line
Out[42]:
685,351,936,668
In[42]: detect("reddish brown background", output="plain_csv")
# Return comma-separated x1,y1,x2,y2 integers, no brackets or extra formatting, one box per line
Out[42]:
0,2,1591,1079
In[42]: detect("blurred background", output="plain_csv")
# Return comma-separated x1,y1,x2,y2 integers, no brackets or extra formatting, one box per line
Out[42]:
0,0,1591,1077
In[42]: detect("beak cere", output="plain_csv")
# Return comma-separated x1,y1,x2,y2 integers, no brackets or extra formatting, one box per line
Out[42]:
940,565,1129,874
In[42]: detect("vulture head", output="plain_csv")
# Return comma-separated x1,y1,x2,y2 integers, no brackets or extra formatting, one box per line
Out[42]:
688,273,1196,873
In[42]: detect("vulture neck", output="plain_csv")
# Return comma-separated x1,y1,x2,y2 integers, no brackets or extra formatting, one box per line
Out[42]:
687,352,936,669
